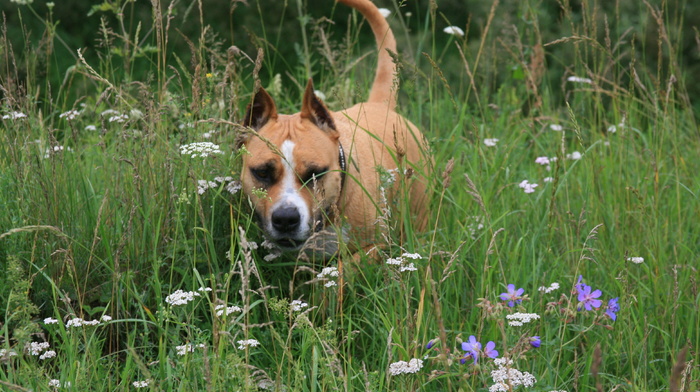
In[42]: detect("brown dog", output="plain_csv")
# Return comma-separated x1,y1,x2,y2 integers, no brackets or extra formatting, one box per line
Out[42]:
240,0,430,259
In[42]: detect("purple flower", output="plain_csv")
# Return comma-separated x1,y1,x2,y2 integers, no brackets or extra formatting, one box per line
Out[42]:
426,338,439,349
483,341,498,359
605,297,620,321
577,284,603,311
529,336,541,348
461,335,481,364
499,284,525,307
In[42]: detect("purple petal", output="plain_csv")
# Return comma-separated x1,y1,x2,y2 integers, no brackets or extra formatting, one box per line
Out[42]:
591,289,602,299
515,288,525,296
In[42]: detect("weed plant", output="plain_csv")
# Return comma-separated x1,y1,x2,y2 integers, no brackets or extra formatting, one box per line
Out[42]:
1,0,699,391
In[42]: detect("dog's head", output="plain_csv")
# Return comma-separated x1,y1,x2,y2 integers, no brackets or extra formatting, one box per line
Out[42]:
240,80,345,251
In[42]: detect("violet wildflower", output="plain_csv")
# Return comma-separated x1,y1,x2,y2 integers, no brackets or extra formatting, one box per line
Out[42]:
605,297,620,321
461,335,481,364
577,284,603,311
529,336,541,348
483,341,498,359
499,284,525,307
426,338,439,349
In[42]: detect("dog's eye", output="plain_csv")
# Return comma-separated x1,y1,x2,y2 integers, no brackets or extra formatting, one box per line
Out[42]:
302,167,329,186
251,168,273,183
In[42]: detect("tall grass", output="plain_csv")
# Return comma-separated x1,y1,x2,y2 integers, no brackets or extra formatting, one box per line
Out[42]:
1,0,699,390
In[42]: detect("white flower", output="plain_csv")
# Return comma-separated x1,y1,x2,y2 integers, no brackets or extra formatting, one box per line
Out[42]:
108,114,129,123
535,156,550,165
314,90,327,101
176,343,204,356
133,380,150,388
225,180,241,195
627,256,644,264
84,125,97,131
402,252,422,260
291,300,308,312
66,318,85,328
543,177,554,183
567,76,593,84
386,257,403,265
400,263,417,272
197,286,213,293
566,151,582,160
378,8,391,18
0,349,17,358
443,26,465,37
538,282,560,293
40,350,57,360
324,281,338,287
490,357,537,388
59,110,80,121
44,317,59,325
2,111,27,120
165,289,201,306
388,358,423,375
484,138,499,147
215,304,243,317
48,379,62,388
518,180,538,194
27,342,50,355
506,312,541,326
237,339,260,350
43,145,74,159
100,315,112,322
317,267,339,278
607,125,617,133
549,124,563,131
180,142,223,158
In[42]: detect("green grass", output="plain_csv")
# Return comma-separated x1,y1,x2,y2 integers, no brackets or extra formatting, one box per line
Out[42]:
1,0,699,391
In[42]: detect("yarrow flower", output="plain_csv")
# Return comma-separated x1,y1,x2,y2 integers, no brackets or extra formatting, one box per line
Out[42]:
535,156,550,165
59,110,80,121
518,180,538,194
2,111,27,120
388,358,423,375
44,317,59,325
506,312,540,326
567,75,593,84
236,339,260,350
43,145,74,159
538,282,560,293
39,350,57,360
549,124,563,131
27,342,50,356
216,304,243,317
165,289,201,306
627,256,644,264
443,26,465,37
176,343,205,356
566,151,583,160
500,284,525,307
291,300,309,312
490,358,537,390
48,379,71,388
0,349,18,359
484,138,499,147
180,142,223,158
386,253,422,272
133,380,150,388
605,297,620,321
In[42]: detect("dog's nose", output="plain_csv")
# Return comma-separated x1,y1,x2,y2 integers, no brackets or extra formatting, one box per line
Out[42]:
271,206,301,233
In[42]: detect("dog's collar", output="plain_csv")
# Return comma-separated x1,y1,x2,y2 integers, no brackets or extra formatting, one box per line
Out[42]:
338,142,347,191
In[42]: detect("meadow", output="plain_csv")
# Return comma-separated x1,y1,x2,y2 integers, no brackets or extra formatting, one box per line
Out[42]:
1,0,699,390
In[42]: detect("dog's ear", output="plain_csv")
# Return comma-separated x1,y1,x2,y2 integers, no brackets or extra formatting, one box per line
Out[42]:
243,86,278,130
301,79,337,133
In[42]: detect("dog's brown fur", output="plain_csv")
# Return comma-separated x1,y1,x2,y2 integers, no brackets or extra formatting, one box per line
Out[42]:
240,0,430,257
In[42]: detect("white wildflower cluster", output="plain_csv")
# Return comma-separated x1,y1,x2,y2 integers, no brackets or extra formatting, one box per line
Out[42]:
538,282,560,294
489,358,537,391
566,151,582,160
518,180,538,194
101,315,113,322
317,266,339,287
48,379,71,388
386,252,422,272
133,380,150,388
627,256,644,264
165,289,202,306
484,138,499,147
543,177,554,183
59,110,80,121
66,317,102,327
291,300,309,312
237,339,260,350
388,358,423,376
176,343,205,356
0,349,18,359
197,176,241,195
2,111,27,120
215,304,243,317
44,317,59,324
506,312,541,327
43,145,74,159
180,142,223,158
467,215,485,240
535,156,550,166
443,26,465,37
178,122,195,130
27,342,50,356
85,125,97,131
607,115,626,134
101,109,129,123
567,76,593,84
549,124,563,131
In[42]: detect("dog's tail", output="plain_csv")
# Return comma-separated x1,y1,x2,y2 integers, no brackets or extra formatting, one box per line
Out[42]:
338,0,397,110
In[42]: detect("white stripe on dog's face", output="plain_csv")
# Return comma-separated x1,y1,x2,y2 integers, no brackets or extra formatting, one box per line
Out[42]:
267,140,310,238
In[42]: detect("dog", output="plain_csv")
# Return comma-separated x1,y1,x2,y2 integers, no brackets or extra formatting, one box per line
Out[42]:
239,0,430,259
